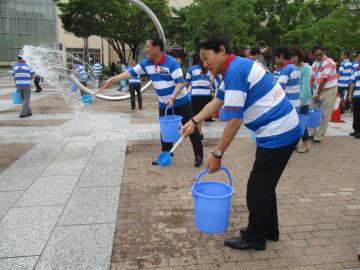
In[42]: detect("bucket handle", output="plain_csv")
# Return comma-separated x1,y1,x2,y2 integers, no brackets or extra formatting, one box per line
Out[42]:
194,166,233,187
165,106,175,116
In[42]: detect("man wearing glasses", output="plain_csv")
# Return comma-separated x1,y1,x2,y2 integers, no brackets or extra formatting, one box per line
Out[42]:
309,45,338,144
98,37,204,167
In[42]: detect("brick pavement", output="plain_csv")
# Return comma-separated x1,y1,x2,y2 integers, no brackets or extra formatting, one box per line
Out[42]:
111,137,360,270
0,143,34,172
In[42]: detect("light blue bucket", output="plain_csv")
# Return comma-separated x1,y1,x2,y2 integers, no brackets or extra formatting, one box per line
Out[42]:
120,80,126,87
308,108,322,128
80,94,93,105
11,90,22,104
299,114,309,135
192,167,234,234
159,106,182,143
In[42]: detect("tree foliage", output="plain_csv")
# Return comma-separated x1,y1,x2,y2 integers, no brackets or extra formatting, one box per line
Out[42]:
56,0,170,64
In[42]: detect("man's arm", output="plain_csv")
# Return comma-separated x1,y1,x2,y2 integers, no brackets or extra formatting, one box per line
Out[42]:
349,82,355,102
96,70,132,94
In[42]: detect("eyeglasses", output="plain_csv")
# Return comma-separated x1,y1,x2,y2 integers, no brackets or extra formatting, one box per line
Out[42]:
313,53,324,57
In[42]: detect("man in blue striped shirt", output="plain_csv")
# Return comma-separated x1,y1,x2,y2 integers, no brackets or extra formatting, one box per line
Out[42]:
127,59,142,110
92,61,102,83
13,52,35,118
349,51,360,138
338,50,352,112
274,46,301,111
99,37,203,167
183,37,301,251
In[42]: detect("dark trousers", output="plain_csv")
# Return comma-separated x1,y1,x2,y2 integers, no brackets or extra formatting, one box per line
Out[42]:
34,76,42,92
245,139,299,243
338,86,350,111
129,83,142,109
353,99,360,133
80,81,87,96
159,102,203,157
299,105,309,142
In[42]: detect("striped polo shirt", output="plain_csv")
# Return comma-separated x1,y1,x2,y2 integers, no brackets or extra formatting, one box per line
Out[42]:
277,62,301,110
12,60,34,87
338,59,352,87
185,64,211,96
128,53,188,108
92,63,102,76
351,61,360,99
216,54,301,148
311,56,337,94
127,65,141,84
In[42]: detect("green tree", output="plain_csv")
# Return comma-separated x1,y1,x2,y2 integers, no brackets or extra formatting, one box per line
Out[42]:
56,0,170,64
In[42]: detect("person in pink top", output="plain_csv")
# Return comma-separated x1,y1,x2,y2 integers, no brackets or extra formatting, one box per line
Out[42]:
309,45,338,144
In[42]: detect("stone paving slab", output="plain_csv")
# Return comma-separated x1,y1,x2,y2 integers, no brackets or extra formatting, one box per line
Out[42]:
15,176,80,207
0,256,39,270
0,190,23,220
77,163,123,187
0,166,44,191
35,223,115,270
111,137,360,270
0,205,63,257
0,119,70,127
59,186,120,225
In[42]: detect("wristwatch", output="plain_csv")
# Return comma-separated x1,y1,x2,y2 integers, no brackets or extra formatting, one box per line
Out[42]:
212,149,223,159
170,95,176,101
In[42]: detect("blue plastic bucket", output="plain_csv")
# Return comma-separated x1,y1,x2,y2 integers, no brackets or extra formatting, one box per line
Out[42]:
120,80,126,87
70,83,77,92
80,94,93,105
219,107,228,121
192,167,234,234
11,90,22,104
299,114,309,135
159,107,183,143
308,108,322,128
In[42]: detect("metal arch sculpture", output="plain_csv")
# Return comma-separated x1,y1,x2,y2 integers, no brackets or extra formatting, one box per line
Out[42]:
71,0,166,101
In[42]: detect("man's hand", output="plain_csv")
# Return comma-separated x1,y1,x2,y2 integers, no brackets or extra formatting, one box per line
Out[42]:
101,77,114,90
166,97,174,107
349,93,353,103
182,120,196,138
312,95,320,104
205,155,221,173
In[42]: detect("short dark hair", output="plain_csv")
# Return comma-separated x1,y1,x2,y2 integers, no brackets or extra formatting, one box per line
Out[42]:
355,50,360,57
148,36,164,52
289,46,305,62
250,47,260,56
273,46,291,60
198,37,232,54
342,50,350,58
312,45,325,54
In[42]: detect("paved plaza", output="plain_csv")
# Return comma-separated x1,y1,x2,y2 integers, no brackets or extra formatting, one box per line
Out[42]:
0,81,359,270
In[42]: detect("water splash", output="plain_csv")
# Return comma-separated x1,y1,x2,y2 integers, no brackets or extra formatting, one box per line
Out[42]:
21,45,98,111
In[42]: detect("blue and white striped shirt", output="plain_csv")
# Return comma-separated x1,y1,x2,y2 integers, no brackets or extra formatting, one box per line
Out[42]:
216,55,301,148
277,63,301,110
351,61,360,99
338,59,352,87
12,60,34,87
128,54,188,108
127,65,141,84
92,63,102,76
186,64,211,96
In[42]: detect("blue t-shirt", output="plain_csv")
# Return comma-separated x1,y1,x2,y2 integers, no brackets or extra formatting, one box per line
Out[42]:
185,64,211,96
277,63,301,110
351,61,360,99
128,54,188,108
216,55,301,148
338,59,352,87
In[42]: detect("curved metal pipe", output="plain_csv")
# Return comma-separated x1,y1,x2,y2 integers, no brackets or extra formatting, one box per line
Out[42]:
69,0,166,101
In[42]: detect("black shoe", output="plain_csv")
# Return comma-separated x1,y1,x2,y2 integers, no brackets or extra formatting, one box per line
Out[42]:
19,113,32,118
151,160,158,166
205,119,215,122
200,134,204,140
308,135,314,139
355,133,360,139
194,156,203,167
312,139,321,145
224,236,266,251
350,132,356,136
240,227,279,241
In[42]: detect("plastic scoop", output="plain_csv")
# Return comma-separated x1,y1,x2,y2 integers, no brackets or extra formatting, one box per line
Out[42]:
156,135,185,167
